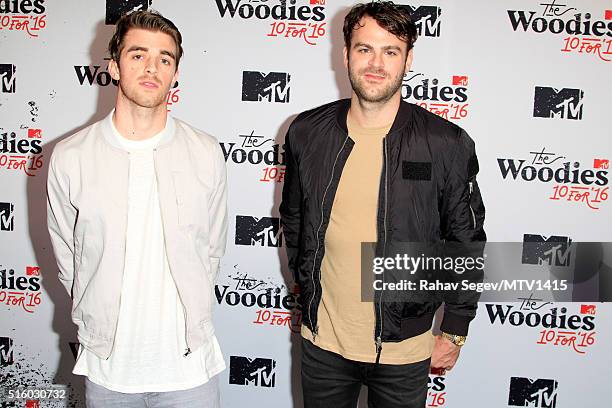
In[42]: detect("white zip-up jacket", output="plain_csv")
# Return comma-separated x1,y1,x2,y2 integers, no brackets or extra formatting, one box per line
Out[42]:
46,113,227,359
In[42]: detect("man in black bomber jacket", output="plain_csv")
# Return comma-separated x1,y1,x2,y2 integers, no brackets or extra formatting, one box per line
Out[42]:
280,2,486,407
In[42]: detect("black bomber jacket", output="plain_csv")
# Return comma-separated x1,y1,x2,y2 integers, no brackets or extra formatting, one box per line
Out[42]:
280,99,486,356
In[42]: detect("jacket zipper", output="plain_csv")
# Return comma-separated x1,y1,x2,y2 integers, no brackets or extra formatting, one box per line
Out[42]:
468,180,476,230
308,135,350,341
153,149,192,357
375,137,388,364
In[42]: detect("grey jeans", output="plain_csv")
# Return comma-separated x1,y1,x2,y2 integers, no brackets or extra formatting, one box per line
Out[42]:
85,376,220,408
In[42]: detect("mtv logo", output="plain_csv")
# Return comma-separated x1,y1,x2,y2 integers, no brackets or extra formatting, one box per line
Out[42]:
452,75,468,86
310,0,325,4
235,216,283,247
105,0,152,25
242,71,291,103
508,377,558,408
26,401,40,408
594,159,609,169
398,5,442,37
0,202,15,232
26,266,40,276
522,234,572,267
0,64,16,93
605,10,612,20
533,87,584,120
0,337,14,366
580,304,596,315
27,128,42,138
229,356,276,387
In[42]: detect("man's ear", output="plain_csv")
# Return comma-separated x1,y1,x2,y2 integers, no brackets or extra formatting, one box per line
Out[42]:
404,48,414,74
172,68,179,89
343,46,348,69
108,59,120,81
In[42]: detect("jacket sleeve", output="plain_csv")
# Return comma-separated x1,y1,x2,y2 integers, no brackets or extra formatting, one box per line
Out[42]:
439,129,486,336
279,124,302,284
46,151,77,297
208,142,228,282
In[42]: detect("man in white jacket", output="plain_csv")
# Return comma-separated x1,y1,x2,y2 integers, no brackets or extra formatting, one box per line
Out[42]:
46,10,227,407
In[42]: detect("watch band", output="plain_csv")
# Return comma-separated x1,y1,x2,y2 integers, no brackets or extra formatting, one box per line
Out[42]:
441,331,467,347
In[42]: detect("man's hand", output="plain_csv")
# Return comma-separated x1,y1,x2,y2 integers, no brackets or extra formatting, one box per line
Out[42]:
430,335,461,375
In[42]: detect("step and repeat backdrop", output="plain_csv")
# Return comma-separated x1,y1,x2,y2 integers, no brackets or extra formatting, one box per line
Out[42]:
1,0,611,407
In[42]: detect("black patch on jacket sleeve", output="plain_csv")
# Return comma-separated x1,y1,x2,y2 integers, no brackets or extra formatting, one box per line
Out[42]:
402,161,432,181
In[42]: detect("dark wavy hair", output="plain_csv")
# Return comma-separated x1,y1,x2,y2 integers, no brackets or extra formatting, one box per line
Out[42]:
108,10,183,68
343,1,418,51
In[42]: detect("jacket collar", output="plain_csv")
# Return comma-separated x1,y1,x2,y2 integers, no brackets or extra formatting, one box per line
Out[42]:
335,98,414,136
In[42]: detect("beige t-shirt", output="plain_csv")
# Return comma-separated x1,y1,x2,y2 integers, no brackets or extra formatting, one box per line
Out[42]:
302,114,434,364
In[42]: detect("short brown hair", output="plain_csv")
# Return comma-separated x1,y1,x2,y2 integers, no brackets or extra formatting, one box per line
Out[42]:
108,10,183,67
343,1,417,51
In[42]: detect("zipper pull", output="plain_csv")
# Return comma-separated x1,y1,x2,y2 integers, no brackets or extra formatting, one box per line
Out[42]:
183,347,192,357
469,181,474,195
375,336,382,365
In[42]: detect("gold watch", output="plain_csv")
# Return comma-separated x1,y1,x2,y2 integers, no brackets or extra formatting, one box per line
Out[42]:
441,332,467,347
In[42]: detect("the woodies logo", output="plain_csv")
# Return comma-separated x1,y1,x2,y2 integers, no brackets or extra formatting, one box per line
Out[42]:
402,71,469,121
0,128,44,176
487,295,596,355
215,0,327,46
507,0,612,63
0,0,46,37
74,60,181,111
427,375,446,407
0,265,42,313
215,268,301,333
220,131,286,183
497,147,609,210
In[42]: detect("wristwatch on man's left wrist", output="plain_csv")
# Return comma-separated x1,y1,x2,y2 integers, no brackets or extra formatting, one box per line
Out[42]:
441,332,467,347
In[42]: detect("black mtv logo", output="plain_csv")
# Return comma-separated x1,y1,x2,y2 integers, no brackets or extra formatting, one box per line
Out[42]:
229,356,276,387
0,64,16,93
235,216,283,247
0,337,14,366
508,377,558,408
533,87,583,120
522,234,572,267
242,71,291,103
399,5,441,37
0,202,15,232
105,0,152,25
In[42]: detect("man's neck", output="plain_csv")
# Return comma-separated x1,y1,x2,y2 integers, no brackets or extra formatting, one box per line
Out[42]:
348,93,400,129
113,95,167,141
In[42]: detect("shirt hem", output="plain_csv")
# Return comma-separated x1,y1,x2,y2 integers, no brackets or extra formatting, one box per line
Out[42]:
75,363,226,394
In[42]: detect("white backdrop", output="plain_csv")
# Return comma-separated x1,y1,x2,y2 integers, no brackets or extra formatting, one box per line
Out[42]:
1,0,611,407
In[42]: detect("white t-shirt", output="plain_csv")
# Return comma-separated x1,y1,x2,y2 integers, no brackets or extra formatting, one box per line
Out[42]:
73,115,226,393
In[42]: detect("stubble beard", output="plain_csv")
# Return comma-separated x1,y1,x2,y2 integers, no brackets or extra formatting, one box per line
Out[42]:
347,59,405,105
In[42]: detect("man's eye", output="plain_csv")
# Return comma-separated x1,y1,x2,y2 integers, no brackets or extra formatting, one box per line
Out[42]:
161,58,170,65
133,54,143,60
358,48,369,53
386,51,397,56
